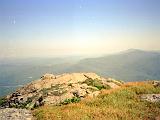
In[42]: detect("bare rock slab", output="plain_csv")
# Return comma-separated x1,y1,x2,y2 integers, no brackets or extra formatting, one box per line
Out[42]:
0,108,33,120
140,94,160,102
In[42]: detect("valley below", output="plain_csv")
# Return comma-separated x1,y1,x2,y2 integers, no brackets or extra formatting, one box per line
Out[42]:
0,49,160,97
0,50,160,120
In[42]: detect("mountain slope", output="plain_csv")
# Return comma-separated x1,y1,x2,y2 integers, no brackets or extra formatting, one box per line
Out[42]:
34,81,160,120
0,57,80,96
0,49,160,97
67,49,160,81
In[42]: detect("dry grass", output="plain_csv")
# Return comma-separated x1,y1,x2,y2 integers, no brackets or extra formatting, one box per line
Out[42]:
33,81,160,120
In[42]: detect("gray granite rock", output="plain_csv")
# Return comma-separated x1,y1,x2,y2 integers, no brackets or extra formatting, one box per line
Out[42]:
0,108,33,120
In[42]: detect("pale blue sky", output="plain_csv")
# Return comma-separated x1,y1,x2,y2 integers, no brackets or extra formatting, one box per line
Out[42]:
0,0,160,57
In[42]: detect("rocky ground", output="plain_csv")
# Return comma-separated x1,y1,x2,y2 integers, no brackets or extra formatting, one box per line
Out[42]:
140,81,160,102
0,108,33,120
1,73,159,120
140,94,160,102
0,72,123,120
1,73,122,109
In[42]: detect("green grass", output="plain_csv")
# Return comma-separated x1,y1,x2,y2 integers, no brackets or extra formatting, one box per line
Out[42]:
0,97,6,106
61,97,81,105
82,78,111,90
106,79,124,86
41,84,67,96
33,82,160,120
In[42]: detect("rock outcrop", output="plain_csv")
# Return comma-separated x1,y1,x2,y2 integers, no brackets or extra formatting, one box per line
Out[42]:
153,81,160,87
0,108,33,120
140,94,160,102
1,73,122,109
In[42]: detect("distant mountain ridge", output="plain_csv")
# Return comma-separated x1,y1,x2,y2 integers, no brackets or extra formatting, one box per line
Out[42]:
0,49,160,96
66,49,160,81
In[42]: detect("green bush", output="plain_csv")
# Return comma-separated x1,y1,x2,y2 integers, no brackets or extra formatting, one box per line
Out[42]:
0,97,6,106
83,78,111,90
41,84,67,96
61,97,81,105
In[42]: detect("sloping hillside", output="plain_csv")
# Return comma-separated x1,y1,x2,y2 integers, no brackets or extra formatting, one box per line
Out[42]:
1,49,160,97
34,81,160,120
67,49,160,81
0,73,160,120
0,73,122,109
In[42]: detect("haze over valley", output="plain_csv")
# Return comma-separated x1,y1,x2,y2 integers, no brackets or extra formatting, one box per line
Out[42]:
0,49,160,96
1,1,160,119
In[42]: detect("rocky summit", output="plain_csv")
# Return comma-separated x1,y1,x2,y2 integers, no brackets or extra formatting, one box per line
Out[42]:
0,73,160,120
0,73,122,109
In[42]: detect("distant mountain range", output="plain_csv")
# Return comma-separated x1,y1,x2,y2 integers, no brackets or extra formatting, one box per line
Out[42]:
67,49,160,81
0,49,160,96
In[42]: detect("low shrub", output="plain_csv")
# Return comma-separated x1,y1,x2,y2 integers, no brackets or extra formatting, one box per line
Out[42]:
0,97,6,106
61,97,81,105
83,78,111,90
41,84,67,96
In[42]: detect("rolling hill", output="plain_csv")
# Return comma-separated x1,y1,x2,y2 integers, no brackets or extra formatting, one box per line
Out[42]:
67,49,160,81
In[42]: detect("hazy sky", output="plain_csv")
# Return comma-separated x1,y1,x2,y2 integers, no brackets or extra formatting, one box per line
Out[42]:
0,0,160,57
